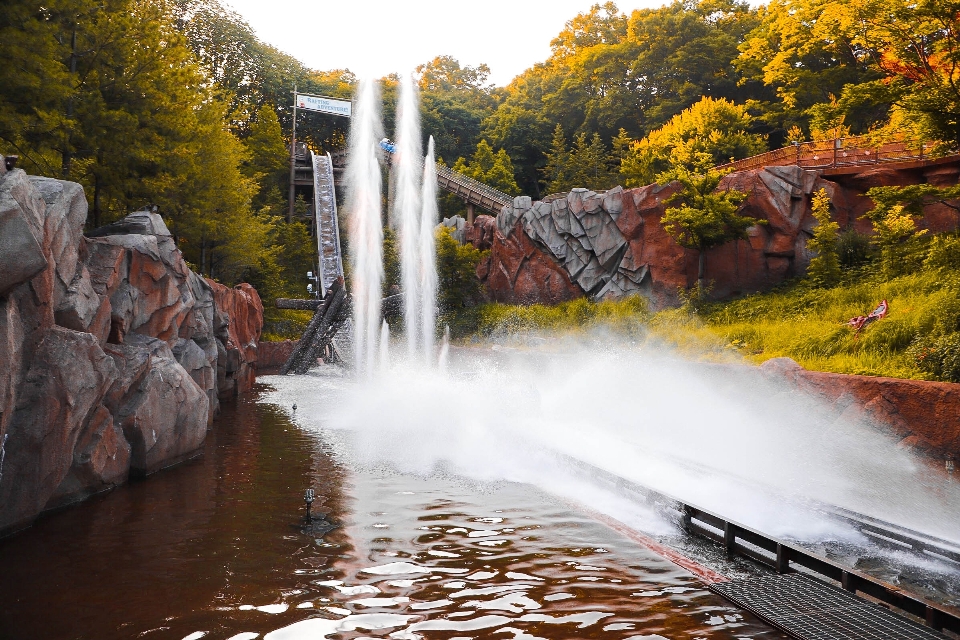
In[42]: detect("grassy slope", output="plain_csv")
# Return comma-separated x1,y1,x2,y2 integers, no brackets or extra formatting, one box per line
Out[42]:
653,268,958,379
468,237,960,382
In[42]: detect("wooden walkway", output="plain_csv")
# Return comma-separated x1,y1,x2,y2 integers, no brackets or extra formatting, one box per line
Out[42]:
716,136,944,174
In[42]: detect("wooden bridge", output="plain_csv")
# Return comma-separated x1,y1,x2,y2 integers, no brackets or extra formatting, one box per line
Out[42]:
716,135,944,174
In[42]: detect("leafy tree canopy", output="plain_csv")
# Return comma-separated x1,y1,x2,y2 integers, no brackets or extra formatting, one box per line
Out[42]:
621,96,767,186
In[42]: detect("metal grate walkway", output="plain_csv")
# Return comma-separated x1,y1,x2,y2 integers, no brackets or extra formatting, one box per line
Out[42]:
711,574,947,640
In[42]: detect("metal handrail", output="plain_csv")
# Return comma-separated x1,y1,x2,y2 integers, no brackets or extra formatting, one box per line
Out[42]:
435,162,514,207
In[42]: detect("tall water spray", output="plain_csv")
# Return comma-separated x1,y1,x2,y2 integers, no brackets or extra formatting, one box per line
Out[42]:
345,79,384,375
418,137,439,360
392,75,425,359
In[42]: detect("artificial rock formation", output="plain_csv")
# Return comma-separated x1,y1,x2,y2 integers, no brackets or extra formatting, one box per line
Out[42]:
472,159,960,308
0,166,263,535
760,358,960,461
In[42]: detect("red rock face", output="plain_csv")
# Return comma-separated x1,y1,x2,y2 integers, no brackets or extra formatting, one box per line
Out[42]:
464,215,497,251
760,358,960,461
257,340,298,371
208,280,264,399
0,170,265,536
472,159,960,308
480,221,583,305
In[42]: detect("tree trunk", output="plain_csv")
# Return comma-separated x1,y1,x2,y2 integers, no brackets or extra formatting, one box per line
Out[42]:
698,251,706,289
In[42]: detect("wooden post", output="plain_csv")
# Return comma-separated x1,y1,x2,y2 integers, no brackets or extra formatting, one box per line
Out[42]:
466,202,475,225
288,85,298,223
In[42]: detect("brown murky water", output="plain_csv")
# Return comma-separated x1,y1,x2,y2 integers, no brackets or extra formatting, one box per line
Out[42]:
0,386,786,640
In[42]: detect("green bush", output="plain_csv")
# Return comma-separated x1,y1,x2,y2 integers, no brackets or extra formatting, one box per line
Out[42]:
912,333,960,382
436,226,487,336
924,233,960,273
836,229,874,268
807,189,841,287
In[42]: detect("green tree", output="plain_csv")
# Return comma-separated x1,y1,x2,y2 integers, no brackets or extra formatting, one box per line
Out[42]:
660,168,757,287
806,188,841,287
621,96,766,186
866,205,929,278
452,140,520,195
417,56,497,166
436,225,486,316
542,124,573,194
243,104,288,211
736,0,883,138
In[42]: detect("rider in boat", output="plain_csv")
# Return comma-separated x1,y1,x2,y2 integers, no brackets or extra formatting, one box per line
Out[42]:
379,138,397,154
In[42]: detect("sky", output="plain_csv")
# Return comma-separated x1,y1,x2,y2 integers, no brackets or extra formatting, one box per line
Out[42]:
222,0,668,87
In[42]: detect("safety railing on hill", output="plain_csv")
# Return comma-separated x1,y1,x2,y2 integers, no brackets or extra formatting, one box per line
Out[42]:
434,163,514,215
715,136,941,173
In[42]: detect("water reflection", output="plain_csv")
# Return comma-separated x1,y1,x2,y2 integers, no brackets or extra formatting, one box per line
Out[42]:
0,387,784,640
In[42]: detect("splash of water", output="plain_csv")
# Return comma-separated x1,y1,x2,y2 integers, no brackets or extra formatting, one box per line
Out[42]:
379,320,391,371
345,79,384,375
418,136,439,361
437,325,450,371
392,74,424,359
293,338,960,545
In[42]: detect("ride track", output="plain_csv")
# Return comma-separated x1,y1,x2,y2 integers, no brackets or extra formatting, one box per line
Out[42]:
552,451,960,638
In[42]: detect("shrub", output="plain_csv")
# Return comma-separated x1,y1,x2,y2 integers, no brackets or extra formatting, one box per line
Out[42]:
870,205,927,277
836,229,874,268
912,333,960,382
924,233,960,273
436,226,487,333
806,189,841,287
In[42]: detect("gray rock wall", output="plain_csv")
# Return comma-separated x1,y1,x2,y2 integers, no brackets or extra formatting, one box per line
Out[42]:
497,187,650,300
0,168,263,536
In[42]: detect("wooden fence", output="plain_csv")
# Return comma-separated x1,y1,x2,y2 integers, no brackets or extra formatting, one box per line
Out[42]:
716,136,938,173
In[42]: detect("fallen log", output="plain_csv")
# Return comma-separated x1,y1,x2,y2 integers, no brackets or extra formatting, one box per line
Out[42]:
275,298,320,310
277,292,403,316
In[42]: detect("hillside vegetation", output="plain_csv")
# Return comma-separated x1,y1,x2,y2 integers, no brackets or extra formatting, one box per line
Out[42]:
468,231,960,383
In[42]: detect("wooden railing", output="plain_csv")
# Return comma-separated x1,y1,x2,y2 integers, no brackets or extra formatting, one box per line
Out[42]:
716,136,941,173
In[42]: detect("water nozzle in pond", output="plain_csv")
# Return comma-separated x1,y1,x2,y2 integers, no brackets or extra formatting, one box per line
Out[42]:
304,489,315,520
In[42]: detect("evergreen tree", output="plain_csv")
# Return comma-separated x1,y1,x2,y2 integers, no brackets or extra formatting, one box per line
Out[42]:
543,124,573,194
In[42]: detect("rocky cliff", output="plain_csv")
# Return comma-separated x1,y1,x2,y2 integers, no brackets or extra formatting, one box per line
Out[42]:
760,358,960,462
0,167,263,535
472,159,960,308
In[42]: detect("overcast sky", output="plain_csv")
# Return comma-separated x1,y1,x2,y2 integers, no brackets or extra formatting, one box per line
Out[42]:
223,0,668,87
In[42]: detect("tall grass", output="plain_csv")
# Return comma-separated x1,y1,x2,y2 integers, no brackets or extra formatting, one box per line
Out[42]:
464,233,960,381
655,267,960,379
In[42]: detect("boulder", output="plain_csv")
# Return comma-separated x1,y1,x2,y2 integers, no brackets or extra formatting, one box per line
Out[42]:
104,335,209,476
257,340,298,371
173,337,217,424
0,327,117,533
0,172,47,296
86,207,171,237
463,214,496,251
208,281,263,400
47,405,131,508
0,172,266,535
